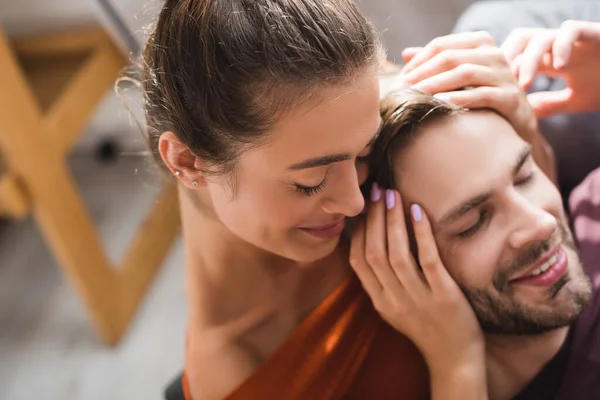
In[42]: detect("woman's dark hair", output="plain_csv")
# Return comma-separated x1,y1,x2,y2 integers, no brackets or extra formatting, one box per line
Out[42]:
141,0,384,175
369,89,464,189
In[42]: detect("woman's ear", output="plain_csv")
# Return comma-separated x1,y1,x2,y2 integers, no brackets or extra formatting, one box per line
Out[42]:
158,131,208,188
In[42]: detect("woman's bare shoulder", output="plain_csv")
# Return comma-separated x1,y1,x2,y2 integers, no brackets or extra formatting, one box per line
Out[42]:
185,329,261,400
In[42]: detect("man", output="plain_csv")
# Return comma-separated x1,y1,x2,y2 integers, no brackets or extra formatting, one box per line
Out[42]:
351,23,600,399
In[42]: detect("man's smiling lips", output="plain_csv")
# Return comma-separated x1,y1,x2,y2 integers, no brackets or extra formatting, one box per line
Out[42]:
509,244,568,288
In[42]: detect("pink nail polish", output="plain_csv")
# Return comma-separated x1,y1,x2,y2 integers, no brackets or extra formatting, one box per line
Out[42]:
371,182,381,202
385,190,395,210
411,204,422,222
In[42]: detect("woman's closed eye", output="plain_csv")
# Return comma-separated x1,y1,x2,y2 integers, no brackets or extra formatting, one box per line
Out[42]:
294,176,328,196
294,153,371,197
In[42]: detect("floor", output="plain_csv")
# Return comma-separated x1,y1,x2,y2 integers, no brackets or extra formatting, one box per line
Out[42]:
0,156,187,400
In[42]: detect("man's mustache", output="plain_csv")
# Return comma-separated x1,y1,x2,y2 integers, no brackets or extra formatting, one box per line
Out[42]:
494,221,572,290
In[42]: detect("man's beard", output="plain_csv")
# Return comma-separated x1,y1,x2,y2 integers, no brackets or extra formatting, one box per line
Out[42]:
461,220,592,335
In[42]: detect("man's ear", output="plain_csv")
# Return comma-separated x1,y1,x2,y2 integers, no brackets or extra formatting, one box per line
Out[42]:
158,131,208,188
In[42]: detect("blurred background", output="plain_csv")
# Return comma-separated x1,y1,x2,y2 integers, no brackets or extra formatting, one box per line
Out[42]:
0,1,588,399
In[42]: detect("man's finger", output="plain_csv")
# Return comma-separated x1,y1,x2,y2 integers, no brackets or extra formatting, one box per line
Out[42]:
402,31,495,74
412,65,503,95
527,89,573,119
433,87,505,110
518,32,555,89
553,20,600,68
402,47,422,63
403,47,505,85
501,28,535,62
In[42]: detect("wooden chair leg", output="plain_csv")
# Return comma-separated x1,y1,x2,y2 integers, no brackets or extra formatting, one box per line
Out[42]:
0,28,180,346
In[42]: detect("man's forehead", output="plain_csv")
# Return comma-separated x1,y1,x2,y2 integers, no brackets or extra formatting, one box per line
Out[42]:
393,111,525,219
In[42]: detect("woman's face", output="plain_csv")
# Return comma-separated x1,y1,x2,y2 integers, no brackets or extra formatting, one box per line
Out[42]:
205,73,382,262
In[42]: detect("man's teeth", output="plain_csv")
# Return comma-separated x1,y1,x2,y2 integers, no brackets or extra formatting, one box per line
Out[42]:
528,254,559,276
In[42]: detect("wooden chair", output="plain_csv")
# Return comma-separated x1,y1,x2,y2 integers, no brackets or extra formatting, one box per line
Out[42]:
0,26,180,346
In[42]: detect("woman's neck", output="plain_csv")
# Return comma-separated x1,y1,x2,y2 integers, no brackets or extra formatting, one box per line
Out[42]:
178,186,351,332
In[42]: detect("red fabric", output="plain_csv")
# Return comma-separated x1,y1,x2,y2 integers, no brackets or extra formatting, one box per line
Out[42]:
184,276,430,400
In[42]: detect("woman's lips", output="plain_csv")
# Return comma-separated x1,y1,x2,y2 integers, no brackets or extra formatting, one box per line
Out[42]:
299,219,346,239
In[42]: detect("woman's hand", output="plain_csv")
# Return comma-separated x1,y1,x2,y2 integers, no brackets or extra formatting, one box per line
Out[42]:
350,184,486,398
398,31,557,184
502,21,600,118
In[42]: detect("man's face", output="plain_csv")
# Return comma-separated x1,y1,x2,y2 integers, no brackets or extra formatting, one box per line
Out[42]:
393,110,592,335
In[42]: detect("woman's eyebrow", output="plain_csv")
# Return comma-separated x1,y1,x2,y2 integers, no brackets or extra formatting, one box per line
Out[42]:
287,119,383,171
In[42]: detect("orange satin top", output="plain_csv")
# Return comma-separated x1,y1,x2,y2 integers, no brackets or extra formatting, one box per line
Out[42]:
183,276,430,400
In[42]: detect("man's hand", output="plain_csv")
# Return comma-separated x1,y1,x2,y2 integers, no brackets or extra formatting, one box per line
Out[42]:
502,21,600,118
398,31,557,184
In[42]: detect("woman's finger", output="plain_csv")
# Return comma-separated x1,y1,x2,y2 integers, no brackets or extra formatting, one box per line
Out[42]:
518,32,555,89
412,64,506,95
410,203,454,293
385,190,428,299
364,183,404,294
403,47,506,85
402,31,495,74
349,216,384,296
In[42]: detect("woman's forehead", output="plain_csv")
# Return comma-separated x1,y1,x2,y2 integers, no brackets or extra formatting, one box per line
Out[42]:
261,76,381,164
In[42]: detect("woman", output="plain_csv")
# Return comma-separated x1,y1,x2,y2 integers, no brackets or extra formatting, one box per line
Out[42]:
143,1,430,399
141,1,553,399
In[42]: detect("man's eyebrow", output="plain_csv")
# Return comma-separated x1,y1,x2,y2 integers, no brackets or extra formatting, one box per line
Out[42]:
513,145,532,175
287,119,383,171
439,192,492,226
438,145,533,226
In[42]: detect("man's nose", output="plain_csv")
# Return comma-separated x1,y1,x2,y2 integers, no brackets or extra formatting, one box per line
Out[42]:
508,198,557,250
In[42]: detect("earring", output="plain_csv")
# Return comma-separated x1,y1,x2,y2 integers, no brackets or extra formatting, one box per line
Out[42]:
192,180,198,187
174,170,180,177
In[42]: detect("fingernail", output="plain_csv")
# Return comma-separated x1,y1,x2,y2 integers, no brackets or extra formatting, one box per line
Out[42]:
371,182,381,202
411,204,422,222
360,204,367,215
385,190,395,210
553,56,565,70
433,93,451,103
519,74,530,88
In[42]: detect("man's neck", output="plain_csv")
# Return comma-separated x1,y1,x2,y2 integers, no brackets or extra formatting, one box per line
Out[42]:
485,327,570,400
